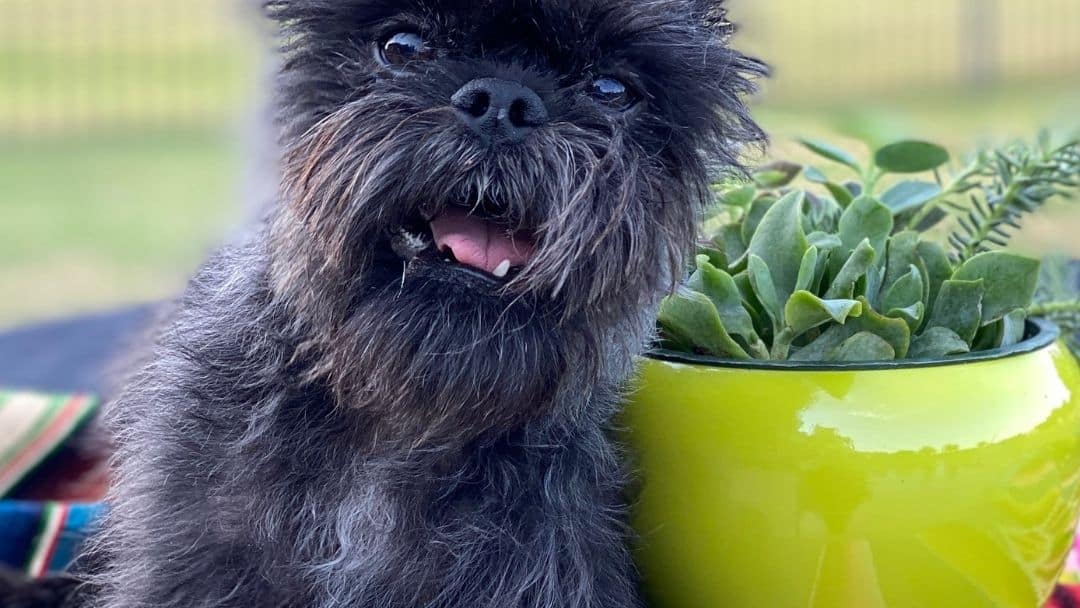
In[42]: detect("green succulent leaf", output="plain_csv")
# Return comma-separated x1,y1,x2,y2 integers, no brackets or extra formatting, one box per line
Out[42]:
812,249,833,296
927,279,985,343
784,291,863,336
824,182,855,207
851,297,912,357
748,255,784,335
882,265,925,314
747,191,810,310
658,290,751,359
884,232,923,293
976,308,1030,350
753,171,789,189
804,166,829,183
805,193,845,232
837,196,894,305
881,181,942,215
839,196,894,265
825,238,876,299
800,138,862,172
874,140,950,174
719,184,756,209
808,231,843,251
909,327,971,359
753,161,802,188
689,256,765,353
716,224,748,270
790,328,848,362
831,332,897,362
790,296,910,361
888,302,926,330
697,245,727,270
741,196,775,245
732,271,767,334
999,309,1028,347
952,252,1040,325
796,246,820,293
917,240,954,313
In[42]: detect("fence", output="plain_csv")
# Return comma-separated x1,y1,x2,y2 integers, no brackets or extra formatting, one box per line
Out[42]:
2,0,1079,135
0,0,257,135
733,0,1080,103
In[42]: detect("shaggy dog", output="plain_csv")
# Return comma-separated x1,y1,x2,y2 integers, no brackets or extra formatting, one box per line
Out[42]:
5,1,764,606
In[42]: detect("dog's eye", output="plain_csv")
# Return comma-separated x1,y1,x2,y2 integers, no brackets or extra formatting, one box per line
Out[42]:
590,77,638,111
377,32,433,68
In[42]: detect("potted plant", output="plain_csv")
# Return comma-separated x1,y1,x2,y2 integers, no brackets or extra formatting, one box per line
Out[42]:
625,134,1080,607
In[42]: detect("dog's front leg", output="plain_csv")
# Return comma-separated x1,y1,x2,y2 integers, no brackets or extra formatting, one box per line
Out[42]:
407,425,642,608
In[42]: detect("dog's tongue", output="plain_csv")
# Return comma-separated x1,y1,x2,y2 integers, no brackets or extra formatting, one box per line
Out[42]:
429,207,534,275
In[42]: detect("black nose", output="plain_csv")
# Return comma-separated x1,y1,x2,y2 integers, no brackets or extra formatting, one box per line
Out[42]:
451,78,548,146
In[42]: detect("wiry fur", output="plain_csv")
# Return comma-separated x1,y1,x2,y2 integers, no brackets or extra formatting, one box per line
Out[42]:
71,1,765,607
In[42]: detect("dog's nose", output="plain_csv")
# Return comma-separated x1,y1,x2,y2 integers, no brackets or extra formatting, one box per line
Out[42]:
451,78,548,146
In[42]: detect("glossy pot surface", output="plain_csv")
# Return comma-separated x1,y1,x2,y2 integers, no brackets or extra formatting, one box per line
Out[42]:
626,322,1080,607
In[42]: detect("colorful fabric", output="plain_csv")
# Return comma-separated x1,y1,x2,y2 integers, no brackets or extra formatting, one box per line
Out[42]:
1049,586,1080,608
0,390,101,577
0,501,106,577
0,392,98,496
1055,535,1080,606
3,388,1080,604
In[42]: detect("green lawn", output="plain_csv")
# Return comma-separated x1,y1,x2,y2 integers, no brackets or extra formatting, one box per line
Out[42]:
0,131,240,327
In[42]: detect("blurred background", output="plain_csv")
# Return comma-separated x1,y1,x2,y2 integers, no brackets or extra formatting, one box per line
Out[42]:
2,0,1079,329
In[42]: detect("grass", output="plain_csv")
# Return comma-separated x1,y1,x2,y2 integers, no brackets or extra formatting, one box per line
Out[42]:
0,131,240,327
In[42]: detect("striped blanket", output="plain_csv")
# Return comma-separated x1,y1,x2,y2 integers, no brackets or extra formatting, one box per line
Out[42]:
0,391,105,578
0,392,97,497
2,388,1080,606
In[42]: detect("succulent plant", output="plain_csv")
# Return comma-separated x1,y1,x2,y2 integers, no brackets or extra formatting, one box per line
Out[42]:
658,134,1080,362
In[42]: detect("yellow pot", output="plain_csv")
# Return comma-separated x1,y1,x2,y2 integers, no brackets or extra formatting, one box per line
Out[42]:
625,320,1080,607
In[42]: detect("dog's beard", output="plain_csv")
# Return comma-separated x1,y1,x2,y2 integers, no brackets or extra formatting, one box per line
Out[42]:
314,272,577,446
266,90,698,442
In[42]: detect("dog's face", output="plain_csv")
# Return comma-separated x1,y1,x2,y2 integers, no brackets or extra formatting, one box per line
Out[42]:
265,0,763,441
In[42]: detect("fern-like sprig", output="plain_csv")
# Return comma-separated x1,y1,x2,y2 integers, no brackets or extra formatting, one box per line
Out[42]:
1033,256,1080,354
948,138,1080,262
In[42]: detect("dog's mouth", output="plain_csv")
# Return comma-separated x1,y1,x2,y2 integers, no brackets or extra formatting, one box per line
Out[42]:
389,205,536,285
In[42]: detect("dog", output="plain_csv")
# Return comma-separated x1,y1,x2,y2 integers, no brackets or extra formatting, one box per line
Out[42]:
8,1,764,606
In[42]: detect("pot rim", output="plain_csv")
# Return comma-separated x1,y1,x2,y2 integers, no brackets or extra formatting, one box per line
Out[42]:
645,318,1062,372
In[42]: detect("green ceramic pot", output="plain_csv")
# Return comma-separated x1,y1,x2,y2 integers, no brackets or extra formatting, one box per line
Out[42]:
625,319,1080,607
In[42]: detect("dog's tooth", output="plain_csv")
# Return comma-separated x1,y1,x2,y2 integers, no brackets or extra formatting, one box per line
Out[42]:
399,229,428,252
493,260,511,279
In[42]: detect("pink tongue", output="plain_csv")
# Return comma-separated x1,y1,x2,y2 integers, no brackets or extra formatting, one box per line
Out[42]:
429,207,535,275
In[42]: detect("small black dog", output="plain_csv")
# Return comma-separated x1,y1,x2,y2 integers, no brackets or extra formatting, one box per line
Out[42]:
20,1,764,606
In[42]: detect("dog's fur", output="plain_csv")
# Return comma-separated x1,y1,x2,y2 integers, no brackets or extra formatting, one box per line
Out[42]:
27,1,764,606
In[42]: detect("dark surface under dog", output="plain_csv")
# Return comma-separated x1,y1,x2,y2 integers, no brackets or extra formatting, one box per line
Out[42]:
0,305,156,396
